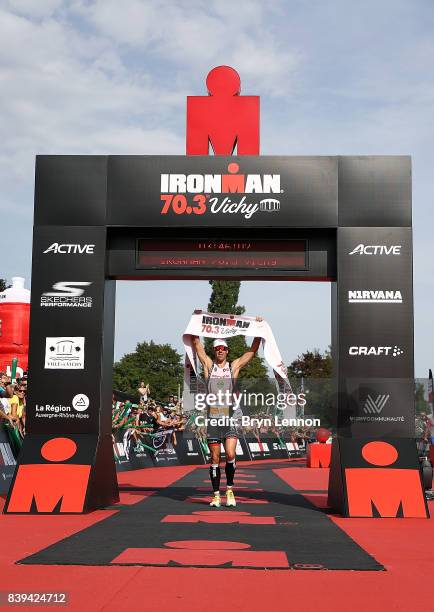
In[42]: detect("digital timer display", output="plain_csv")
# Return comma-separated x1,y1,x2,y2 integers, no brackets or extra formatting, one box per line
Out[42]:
136,239,307,270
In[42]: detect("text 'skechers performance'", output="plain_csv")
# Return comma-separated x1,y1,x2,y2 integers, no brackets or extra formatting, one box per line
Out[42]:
136,239,307,270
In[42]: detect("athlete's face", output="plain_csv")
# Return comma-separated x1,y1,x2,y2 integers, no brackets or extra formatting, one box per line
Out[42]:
214,346,228,363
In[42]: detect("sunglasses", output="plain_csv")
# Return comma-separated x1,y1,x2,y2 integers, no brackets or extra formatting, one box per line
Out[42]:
214,346,228,351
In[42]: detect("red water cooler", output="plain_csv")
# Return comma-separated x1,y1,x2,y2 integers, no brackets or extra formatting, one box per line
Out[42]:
0,277,30,378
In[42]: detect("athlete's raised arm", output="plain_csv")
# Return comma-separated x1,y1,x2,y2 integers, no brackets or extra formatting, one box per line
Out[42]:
191,335,213,376
231,316,263,375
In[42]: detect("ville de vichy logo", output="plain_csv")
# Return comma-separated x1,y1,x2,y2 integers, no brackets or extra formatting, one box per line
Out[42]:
349,244,402,255
348,290,403,304
160,162,281,219
44,337,85,369
41,282,93,309
43,243,95,254
349,346,404,357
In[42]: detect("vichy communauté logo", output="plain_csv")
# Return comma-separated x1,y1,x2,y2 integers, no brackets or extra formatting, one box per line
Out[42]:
363,394,390,414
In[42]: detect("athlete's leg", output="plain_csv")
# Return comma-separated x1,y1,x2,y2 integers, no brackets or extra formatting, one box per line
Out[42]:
224,437,237,507
208,439,222,506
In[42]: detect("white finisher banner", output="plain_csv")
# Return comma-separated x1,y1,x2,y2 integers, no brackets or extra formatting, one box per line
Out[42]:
182,312,292,415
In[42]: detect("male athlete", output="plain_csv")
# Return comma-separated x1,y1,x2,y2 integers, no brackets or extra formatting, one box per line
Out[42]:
192,315,262,508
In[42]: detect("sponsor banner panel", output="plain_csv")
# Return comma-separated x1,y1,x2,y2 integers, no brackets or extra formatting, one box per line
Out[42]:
339,378,415,438
245,437,273,460
114,429,315,469
281,433,305,457
267,436,290,459
113,430,155,471
173,432,206,465
236,436,253,461
151,445,179,466
114,428,181,470
126,442,155,470
107,156,338,228
145,427,180,467
28,388,97,434
337,227,413,381
27,226,110,435
290,441,304,457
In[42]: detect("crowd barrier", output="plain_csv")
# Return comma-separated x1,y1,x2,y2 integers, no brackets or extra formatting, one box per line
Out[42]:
0,426,17,493
1,421,304,492
113,428,304,471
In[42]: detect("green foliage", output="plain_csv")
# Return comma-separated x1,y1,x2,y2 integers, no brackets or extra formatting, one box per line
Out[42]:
207,280,245,316
204,280,244,356
113,340,183,401
204,280,268,385
287,347,334,428
287,347,332,378
415,382,428,415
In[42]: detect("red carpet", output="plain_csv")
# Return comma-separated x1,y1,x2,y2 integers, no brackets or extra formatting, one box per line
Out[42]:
1,460,433,611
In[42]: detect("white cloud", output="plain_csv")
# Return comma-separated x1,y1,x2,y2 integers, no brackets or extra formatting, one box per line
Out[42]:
4,0,63,20
75,0,159,47
74,0,300,97
0,7,186,187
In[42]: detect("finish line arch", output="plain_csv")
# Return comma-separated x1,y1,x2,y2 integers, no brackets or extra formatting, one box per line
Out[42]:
4,67,427,518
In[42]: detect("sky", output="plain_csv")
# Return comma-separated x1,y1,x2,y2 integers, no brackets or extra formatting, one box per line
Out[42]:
0,0,433,374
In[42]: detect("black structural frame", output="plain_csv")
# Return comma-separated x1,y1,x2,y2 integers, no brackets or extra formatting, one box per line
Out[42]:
5,154,422,515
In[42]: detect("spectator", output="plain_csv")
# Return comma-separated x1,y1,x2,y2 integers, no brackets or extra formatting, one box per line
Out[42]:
145,406,159,432
137,381,150,401
167,395,176,408
0,372,13,399
0,395,17,426
154,405,170,428
172,397,183,416
9,383,26,436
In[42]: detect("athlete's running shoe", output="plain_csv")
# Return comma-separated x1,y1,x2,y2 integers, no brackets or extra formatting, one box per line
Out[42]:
226,489,236,507
210,493,221,508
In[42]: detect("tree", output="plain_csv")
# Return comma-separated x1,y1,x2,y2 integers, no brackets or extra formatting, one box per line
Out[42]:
287,347,334,428
204,280,269,385
287,347,332,379
415,382,428,415
113,340,183,401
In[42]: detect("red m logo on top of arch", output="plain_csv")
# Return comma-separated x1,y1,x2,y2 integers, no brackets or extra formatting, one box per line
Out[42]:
187,66,259,155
